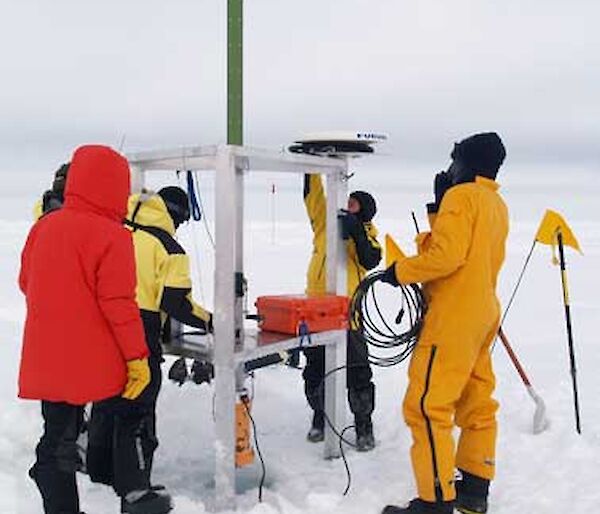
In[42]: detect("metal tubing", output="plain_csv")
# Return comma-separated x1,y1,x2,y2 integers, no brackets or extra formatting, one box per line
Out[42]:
235,160,245,354
214,145,237,510
130,164,144,193
323,168,348,459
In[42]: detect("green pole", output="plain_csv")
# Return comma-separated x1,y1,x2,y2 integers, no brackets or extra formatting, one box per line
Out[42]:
227,0,243,145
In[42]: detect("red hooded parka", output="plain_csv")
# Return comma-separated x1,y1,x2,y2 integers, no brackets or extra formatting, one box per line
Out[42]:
18,145,149,405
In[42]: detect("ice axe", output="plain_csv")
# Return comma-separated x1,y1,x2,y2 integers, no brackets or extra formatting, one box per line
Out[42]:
497,327,549,434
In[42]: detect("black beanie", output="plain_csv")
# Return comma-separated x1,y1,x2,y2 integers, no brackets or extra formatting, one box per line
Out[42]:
349,190,377,222
451,132,506,179
158,186,190,226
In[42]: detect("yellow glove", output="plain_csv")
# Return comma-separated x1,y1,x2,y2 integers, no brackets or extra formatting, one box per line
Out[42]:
121,358,151,400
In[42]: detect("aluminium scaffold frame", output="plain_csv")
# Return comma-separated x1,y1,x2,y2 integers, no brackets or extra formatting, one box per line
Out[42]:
127,144,350,511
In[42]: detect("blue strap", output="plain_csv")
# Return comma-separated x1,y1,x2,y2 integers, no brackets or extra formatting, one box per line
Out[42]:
186,170,202,221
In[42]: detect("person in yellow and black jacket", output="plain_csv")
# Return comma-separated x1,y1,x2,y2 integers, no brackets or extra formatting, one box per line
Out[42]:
33,162,70,220
87,186,212,514
302,173,381,451
381,133,509,514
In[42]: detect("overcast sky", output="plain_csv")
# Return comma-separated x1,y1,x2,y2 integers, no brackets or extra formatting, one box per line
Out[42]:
0,0,598,172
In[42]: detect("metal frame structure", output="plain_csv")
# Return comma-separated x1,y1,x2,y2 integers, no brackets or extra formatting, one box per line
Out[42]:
127,144,349,510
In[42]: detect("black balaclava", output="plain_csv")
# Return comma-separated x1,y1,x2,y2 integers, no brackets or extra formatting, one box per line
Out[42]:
157,186,191,228
450,132,506,183
349,191,377,222
52,163,70,200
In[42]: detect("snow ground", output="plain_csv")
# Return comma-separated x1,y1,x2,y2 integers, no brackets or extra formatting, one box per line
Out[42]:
1,163,598,513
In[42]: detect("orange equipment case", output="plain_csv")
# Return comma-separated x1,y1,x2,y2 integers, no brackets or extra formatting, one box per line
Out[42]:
255,294,349,335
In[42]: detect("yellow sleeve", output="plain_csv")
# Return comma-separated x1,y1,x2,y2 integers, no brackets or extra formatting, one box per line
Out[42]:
395,188,473,284
187,293,211,322
162,253,193,290
414,232,431,255
304,173,326,236
33,200,43,221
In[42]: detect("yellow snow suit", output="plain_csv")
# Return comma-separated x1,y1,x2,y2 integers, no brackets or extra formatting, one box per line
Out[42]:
391,176,509,502
304,174,381,296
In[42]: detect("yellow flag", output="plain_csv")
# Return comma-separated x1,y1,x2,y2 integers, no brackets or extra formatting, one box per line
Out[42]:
385,234,406,267
534,210,582,254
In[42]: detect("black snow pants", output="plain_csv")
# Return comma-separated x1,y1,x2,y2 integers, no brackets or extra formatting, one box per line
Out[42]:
29,401,85,514
302,329,375,421
86,357,162,497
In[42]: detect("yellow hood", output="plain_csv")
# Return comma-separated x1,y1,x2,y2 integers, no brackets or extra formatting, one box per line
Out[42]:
127,193,176,235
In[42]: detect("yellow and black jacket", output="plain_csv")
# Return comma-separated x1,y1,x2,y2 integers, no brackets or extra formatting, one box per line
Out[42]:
33,191,64,221
304,174,381,296
126,193,211,358
33,200,43,221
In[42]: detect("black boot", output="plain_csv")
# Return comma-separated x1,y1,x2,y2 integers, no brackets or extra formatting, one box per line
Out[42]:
303,372,325,443
348,384,375,451
456,470,489,514
306,411,325,442
29,465,81,514
121,485,168,513
382,498,454,514
355,416,375,452
121,490,172,514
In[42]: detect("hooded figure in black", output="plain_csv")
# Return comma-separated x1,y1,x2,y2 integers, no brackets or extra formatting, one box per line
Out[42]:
86,186,213,514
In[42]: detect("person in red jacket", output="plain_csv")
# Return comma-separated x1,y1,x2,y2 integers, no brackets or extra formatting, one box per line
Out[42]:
19,145,153,514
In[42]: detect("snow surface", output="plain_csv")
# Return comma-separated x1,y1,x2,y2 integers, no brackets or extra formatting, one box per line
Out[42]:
1,161,598,513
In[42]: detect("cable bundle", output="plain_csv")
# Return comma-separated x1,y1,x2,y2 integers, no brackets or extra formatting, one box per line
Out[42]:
349,270,427,367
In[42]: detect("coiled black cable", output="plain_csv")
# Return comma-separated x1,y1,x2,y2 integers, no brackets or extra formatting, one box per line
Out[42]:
350,270,426,367
246,271,426,500
318,270,426,495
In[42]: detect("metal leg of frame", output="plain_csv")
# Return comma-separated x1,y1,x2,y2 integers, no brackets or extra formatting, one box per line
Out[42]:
324,332,347,458
214,145,237,511
323,169,348,459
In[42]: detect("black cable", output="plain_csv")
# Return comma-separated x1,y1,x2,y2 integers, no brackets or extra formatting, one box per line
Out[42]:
244,271,425,499
318,364,362,447
350,270,426,367
491,240,537,352
193,170,216,249
340,425,355,496
312,270,426,496
316,365,356,496
242,399,266,502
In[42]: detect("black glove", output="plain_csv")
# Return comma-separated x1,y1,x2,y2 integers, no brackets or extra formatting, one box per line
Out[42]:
429,171,453,213
339,211,361,240
191,360,214,385
168,357,188,386
380,263,400,287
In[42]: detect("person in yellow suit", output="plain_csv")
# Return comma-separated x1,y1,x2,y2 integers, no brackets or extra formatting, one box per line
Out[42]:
87,186,212,514
302,173,382,451
381,133,508,514
33,162,69,220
